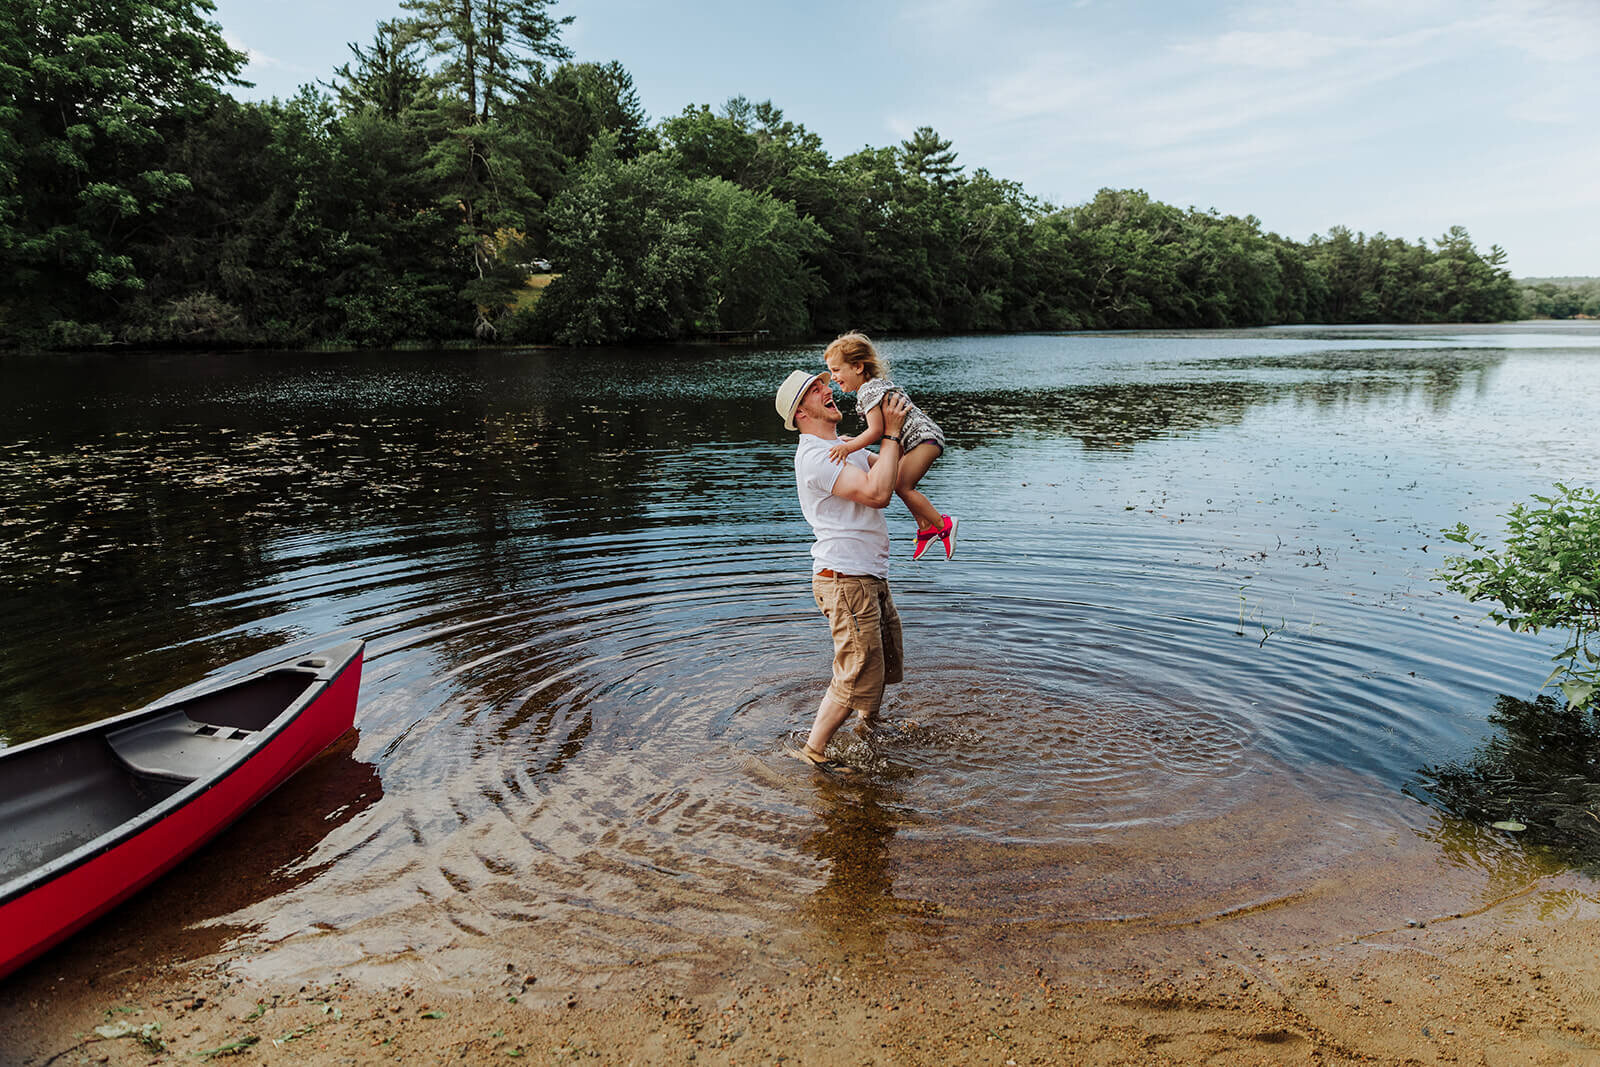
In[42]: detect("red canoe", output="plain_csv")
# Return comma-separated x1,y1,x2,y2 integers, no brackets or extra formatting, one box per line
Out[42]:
0,640,364,979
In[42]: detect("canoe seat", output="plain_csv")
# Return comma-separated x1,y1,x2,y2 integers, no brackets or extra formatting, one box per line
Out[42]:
105,710,257,784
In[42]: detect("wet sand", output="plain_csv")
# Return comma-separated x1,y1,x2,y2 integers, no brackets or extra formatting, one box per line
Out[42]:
5,880,1600,1065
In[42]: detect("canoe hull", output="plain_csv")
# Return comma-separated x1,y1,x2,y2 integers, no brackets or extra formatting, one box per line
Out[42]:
0,641,364,980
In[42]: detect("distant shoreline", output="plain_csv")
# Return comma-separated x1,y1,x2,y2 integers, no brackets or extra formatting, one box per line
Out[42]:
5,315,1595,358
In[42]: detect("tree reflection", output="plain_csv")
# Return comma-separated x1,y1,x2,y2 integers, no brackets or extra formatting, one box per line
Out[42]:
1410,694,1600,873
935,381,1269,449
911,352,1496,451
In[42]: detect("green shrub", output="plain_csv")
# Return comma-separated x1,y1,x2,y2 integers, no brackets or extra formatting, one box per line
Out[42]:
161,291,247,343
1440,483,1600,709
45,320,114,347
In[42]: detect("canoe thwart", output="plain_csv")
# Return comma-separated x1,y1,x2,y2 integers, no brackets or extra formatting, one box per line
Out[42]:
106,712,261,784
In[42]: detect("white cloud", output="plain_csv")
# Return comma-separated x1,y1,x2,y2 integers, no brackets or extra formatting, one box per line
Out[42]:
977,23,1442,160
981,56,1093,121
895,0,998,38
224,31,279,71
1170,28,1349,71
882,115,919,143
1463,0,1600,64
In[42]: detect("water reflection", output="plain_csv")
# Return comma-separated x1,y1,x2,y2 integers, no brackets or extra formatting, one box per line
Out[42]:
1182,347,1502,408
0,342,1507,586
207,730,385,898
1410,694,1600,874
876,352,1501,448
800,771,902,953
940,382,1271,449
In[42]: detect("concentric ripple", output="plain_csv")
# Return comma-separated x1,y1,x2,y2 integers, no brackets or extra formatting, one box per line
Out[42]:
2,328,1597,987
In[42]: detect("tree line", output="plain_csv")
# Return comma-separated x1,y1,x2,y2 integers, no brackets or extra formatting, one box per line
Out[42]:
2,0,1536,350
1519,279,1600,320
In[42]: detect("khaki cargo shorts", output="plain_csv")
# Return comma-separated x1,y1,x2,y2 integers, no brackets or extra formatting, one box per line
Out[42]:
812,572,903,715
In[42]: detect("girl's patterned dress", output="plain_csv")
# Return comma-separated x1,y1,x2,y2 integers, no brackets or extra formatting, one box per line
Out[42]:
855,378,944,452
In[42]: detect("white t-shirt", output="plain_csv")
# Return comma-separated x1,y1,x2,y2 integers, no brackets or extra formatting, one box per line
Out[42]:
794,434,890,578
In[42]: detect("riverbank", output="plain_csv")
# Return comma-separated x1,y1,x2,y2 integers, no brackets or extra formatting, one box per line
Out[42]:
4,864,1599,1066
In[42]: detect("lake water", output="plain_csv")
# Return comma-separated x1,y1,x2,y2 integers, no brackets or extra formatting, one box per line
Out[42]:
3,323,1599,990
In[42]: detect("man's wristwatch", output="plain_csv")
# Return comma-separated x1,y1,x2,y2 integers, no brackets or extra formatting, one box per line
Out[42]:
882,434,901,443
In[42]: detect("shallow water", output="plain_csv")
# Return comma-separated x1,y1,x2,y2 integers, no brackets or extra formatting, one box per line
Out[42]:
3,323,1598,985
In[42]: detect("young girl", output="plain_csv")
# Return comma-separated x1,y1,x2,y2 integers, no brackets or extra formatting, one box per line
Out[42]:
823,331,958,561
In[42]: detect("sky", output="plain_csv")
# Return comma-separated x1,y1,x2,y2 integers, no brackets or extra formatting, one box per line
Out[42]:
210,0,1599,278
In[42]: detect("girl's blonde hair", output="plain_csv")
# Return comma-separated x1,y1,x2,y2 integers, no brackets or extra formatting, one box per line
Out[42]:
823,331,888,381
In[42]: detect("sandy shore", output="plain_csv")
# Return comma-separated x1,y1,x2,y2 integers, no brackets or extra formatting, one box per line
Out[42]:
6,865,1600,1066
8,735,1600,1065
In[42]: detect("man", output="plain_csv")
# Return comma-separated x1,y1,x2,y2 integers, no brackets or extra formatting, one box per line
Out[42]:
774,369,912,772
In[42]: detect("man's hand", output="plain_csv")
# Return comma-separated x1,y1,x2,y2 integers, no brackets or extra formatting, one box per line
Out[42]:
881,392,909,437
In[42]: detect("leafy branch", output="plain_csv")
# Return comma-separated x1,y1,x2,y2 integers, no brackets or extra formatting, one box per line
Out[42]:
1439,483,1600,709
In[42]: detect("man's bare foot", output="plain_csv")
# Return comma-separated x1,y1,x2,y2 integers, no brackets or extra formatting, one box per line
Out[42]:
790,743,856,775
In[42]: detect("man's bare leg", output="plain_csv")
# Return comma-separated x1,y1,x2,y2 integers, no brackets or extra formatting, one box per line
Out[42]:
806,692,853,756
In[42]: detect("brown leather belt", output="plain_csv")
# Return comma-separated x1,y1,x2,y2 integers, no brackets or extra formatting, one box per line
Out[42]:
815,568,869,579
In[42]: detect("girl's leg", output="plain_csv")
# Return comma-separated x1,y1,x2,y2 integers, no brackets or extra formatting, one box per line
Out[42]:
896,443,943,530
898,486,941,530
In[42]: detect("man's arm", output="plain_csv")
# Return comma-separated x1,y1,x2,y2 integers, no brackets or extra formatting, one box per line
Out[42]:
828,393,909,508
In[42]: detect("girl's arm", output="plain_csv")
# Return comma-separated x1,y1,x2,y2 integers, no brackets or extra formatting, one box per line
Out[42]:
827,395,910,506
827,405,887,462
856,405,886,448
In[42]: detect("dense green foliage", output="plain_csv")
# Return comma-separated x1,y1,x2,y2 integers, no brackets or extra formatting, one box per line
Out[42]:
0,0,1533,349
1519,277,1600,319
1440,484,1600,710
1,0,248,344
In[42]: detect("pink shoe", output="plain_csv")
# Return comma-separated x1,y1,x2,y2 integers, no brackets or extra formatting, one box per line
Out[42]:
912,523,940,560
939,515,958,560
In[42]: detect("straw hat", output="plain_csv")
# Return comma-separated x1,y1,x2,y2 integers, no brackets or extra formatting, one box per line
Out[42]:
774,370,829,431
